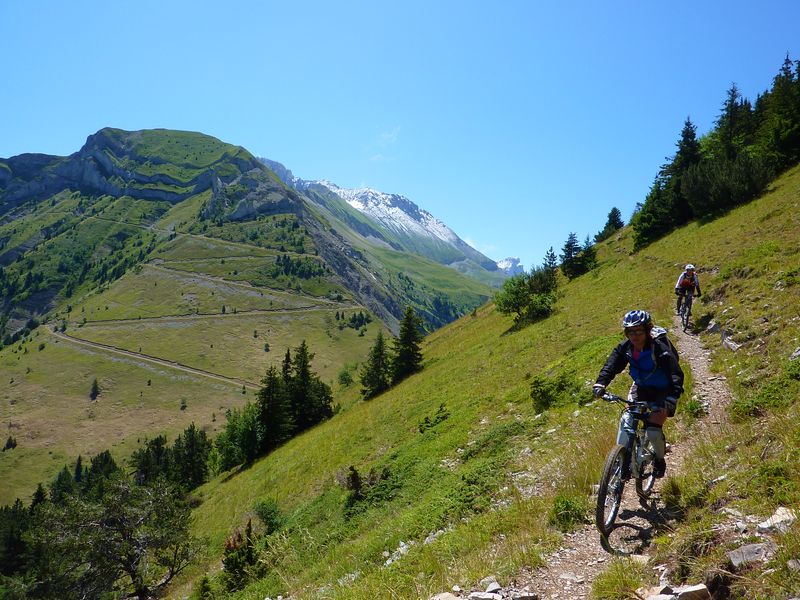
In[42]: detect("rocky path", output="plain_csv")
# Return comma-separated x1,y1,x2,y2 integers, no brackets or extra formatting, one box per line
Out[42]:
438,317,735,600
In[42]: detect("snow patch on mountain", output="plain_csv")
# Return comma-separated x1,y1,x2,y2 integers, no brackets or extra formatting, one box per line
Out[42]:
318,181,460,245
496,257,524,275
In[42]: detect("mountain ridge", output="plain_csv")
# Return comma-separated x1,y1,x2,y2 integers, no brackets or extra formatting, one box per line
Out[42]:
260,157,508,284
0,128,492,338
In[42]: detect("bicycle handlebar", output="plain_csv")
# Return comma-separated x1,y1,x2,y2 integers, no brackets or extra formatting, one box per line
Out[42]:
600,392,653,417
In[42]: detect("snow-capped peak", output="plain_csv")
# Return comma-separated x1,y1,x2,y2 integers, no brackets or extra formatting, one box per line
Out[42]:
317,181,459,245
496,257,524,275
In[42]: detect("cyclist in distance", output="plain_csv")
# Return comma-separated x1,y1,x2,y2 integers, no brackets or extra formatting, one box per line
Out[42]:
675,264,701,315
592,310,684,479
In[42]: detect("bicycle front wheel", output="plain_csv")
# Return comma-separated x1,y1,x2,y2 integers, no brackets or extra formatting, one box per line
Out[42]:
635,437,656,499
596,444,627,535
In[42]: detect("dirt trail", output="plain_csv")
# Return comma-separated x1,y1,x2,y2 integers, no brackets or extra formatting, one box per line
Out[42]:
517,317,735,599
48,328,261,390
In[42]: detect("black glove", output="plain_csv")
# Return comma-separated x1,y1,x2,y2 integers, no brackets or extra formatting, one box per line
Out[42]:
592,384,606,398
674,289,681,295
665,397,677,417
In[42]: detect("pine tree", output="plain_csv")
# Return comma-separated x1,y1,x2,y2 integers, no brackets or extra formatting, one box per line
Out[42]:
595,207,625,242
580,234,597,273
73,455,84,485
257,366,294,452
360,330,391,399
171,423,212,490
391,307,424,385
542,246,558,291
281,347,292,381
559,233,582,279
287,341,333,432
89,378,100,400
50,465,76,504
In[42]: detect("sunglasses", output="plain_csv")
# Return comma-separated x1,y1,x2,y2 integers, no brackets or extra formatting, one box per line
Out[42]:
625,328,646,336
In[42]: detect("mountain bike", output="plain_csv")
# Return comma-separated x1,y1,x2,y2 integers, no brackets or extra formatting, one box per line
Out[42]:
678,291,694,332
595,392,658,536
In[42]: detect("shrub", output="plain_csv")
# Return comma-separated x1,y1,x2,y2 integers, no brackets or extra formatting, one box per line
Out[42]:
530,372,581,413
418,403,450,433
548,492,587,532
253,498,284,535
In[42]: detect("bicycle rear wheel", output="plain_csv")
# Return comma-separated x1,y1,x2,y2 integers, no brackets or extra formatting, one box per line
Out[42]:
635,438,656,499
596,444,627,535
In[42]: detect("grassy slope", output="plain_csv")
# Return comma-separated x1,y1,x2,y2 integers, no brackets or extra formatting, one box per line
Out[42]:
175,165,800,599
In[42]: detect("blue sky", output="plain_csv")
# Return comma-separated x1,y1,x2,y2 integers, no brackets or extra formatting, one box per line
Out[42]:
2,1,799,270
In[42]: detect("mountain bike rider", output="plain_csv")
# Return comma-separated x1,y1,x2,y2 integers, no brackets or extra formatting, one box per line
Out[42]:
592,310,684,479
675,264,701,315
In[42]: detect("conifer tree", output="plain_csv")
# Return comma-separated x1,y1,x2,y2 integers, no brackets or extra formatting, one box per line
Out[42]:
170,423,212,490
595,207,625,242
73,455,84,485
89,378,100,400
257,366,294,452
49,466,76,505
391,307,424,385
287,341,333,432
360,330,391,399
559,233,582,279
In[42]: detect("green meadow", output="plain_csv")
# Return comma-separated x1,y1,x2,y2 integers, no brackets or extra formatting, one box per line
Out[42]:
170,165,800,599
70,308,381,384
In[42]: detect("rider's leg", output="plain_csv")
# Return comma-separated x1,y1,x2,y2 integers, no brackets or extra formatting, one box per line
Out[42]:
645,423,667,477
616,411,636,479
676,291,683,314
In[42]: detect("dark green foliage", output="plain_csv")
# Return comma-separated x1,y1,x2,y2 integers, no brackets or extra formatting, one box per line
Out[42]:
495,248,560,324
222,519,256,591
418,403,451,433
287,340,333,432
682,152,773,218
268,253,327,280
0,499,30,576
170,423,213,490
253,498,284,534
337,367,354,386
191,575,215,600
23,476,198,600
131,435,170,484
2,436,16,451
391,306,424,385
360,330,391,399
256,366,294,453
216,403,261,469
530,371,581,413
595,207,625,242
89,378,99,400
337,310,372,331
49,466,76,505
343,465,399,517
549,492,587,532
633,56,800,248
560,232,596,279
215,342,332,470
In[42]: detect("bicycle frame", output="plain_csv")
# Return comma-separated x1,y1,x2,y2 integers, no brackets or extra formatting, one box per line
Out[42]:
595,392,657,535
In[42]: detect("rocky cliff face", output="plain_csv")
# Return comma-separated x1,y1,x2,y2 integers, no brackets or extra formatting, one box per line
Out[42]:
0,129,263,215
